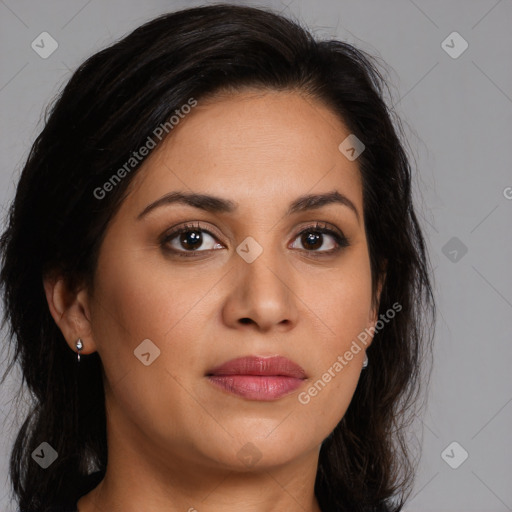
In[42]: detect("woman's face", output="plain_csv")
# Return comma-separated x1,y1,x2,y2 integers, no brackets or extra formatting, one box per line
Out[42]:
83,90,380,473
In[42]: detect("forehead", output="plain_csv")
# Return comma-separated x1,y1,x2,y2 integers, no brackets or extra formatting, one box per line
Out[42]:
126,90,363,216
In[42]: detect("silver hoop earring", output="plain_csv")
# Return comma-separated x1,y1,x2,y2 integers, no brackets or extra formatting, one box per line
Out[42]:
76,338,83,363
362,352,368,369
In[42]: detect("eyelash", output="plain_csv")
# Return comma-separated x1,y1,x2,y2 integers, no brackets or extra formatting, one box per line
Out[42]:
161,221,350,258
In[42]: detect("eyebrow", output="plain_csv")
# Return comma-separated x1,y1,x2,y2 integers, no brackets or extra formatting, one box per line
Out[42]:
137,190,360,223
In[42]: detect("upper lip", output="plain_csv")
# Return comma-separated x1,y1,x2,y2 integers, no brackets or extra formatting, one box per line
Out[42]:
207,355,307,379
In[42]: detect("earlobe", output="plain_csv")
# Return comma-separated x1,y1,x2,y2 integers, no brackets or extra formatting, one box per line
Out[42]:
42,275,97,355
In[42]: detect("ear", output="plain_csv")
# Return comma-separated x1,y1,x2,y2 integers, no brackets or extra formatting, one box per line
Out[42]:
43,274,97,356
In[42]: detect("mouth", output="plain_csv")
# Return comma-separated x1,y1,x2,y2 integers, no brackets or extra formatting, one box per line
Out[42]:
206,355,307,401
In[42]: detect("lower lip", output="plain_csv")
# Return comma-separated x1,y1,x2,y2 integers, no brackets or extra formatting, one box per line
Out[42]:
207,375,305,401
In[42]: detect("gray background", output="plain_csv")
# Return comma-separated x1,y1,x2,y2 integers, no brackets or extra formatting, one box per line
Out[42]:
0,1,511,511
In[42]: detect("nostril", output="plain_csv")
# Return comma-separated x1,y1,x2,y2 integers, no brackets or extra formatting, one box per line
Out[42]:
239,318,252,325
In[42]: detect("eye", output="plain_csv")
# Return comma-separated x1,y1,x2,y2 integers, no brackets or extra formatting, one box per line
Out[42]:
161,222,224,257
289,222,349,255
161,221,349,258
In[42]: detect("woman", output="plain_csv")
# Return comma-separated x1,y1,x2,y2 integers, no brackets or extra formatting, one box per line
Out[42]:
0,4,435,512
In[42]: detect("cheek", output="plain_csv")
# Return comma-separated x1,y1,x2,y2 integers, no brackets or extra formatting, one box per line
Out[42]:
93,238,219,334
309,250,374,348
88,247,214,442
293,254,373,430
88,241,213,382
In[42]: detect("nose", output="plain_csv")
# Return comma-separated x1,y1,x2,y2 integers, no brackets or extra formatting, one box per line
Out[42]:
221,243,299,333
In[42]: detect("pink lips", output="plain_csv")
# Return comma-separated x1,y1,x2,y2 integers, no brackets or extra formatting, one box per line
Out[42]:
206,355,307,401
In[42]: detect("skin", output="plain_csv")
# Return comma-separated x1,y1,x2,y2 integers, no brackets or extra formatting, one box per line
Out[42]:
44,89,384,512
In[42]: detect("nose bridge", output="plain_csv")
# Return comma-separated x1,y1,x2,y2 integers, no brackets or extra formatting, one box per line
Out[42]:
227,231,297,330
238,233,287,299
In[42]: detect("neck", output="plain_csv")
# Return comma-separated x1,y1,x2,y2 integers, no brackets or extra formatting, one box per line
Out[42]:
77,411,323,512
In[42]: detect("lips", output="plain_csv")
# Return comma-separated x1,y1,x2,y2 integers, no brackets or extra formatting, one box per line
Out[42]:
207,355,307,379
206,355,307,401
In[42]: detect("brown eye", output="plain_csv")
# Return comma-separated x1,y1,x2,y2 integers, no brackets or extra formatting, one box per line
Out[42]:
177,230,203,251
300,232,324,250
162,223,224,256
290,223,349,255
